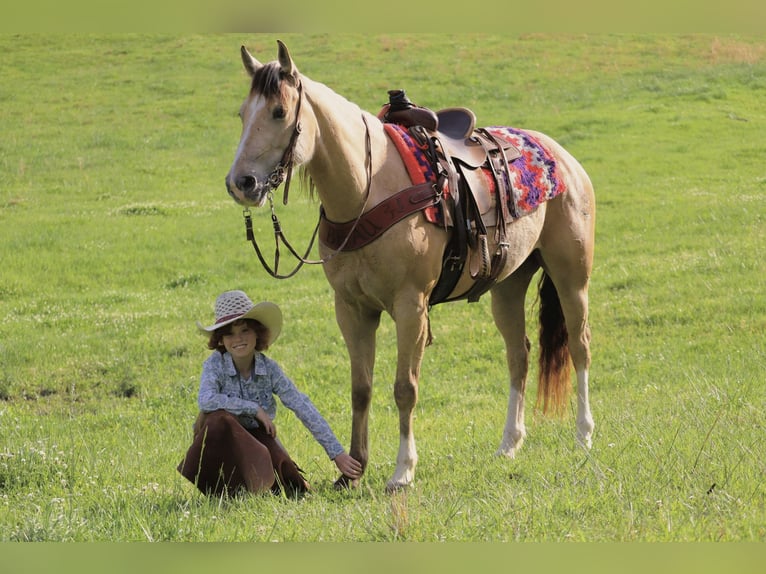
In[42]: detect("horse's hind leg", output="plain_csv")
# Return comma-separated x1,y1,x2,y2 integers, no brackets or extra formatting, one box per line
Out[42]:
554,278,594,449
491,255,540,458
539,214,595,449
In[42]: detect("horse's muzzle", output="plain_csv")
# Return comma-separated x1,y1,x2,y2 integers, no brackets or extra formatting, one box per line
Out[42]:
225,173,268,207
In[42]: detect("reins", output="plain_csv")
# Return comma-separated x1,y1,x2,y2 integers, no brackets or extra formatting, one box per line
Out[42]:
242,89,374,279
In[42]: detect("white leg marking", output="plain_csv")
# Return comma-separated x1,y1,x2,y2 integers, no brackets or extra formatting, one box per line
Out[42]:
387,434,418,491
575,368,594,449
496,386,526,458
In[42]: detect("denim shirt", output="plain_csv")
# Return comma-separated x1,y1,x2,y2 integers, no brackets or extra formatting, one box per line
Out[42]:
197,351,344,460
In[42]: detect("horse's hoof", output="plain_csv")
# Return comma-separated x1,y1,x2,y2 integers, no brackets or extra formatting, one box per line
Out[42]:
333,475,360,490
495,447,517,459
576,434,593,450
495,437,522,459
385,480,411,494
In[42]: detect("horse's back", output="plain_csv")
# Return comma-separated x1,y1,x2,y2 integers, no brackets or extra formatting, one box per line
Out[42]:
527,129,596,286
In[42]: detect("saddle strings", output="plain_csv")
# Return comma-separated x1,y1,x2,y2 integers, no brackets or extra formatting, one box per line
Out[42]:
243,114,374,279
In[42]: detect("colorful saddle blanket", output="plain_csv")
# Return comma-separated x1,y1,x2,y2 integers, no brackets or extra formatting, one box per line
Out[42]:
383,123,567,224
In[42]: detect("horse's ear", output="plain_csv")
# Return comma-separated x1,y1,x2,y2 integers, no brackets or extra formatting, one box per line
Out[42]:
276,40,297,80
240,45,262,78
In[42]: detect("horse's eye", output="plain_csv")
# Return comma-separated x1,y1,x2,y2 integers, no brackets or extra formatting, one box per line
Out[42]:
272,105,286,120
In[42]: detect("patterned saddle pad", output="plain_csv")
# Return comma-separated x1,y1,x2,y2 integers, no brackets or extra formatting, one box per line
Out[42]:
383,123,567,224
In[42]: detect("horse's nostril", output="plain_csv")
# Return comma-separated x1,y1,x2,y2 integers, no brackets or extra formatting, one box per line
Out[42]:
237,175,257,193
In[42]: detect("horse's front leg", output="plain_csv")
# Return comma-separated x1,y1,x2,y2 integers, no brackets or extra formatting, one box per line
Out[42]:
386,295,430,492
333,297,381,489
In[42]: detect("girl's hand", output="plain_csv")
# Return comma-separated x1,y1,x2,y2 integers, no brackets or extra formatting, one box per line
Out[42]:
255,408,276,437
333,452,363,479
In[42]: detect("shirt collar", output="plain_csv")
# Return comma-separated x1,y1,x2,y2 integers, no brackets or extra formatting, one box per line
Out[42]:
223,351,266,377
253,352,268,376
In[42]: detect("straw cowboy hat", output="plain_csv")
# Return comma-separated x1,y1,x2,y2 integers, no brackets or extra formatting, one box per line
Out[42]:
196,290,283,343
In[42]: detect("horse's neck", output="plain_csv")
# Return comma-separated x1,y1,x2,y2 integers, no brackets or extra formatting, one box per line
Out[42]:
303,78,397,222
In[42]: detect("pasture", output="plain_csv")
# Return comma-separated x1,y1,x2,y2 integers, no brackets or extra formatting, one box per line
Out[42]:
0,34,764,542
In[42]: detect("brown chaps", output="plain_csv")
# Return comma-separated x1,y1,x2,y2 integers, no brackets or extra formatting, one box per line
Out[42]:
177,409,310,496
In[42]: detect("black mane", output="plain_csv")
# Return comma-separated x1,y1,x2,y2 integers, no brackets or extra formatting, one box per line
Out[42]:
250,62,288,97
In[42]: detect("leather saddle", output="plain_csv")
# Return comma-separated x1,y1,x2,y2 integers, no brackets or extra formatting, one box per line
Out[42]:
320,92,521,307
386,98,519,170
383,91,522,304
433,108,521,221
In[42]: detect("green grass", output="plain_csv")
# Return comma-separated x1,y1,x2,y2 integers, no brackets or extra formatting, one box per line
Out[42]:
1,33,765,541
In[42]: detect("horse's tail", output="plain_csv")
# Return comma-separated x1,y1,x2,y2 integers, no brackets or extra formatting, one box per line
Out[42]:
537,271,571,415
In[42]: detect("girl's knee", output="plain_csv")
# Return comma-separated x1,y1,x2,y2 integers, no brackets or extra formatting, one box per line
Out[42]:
198,409,238,440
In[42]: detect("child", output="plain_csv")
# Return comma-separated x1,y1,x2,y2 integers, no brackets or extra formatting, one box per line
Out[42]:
178,290,362,496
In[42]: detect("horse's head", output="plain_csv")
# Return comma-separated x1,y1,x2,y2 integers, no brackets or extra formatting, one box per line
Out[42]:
226,41,316,207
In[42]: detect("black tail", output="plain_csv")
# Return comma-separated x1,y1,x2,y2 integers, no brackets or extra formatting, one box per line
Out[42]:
537,271,571,415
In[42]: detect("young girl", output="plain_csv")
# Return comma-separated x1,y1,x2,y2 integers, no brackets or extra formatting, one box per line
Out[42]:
177,290,362,496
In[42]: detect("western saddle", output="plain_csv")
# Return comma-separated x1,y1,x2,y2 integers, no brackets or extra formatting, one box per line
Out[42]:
318,89,521,305
384,90,521,305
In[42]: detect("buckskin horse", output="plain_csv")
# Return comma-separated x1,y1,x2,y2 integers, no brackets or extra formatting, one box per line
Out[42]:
225,40,596,492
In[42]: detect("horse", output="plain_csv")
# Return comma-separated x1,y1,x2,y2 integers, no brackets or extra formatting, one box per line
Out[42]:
225,40,596,492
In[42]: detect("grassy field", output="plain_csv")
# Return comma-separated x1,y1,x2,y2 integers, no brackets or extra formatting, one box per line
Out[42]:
1,34,764,542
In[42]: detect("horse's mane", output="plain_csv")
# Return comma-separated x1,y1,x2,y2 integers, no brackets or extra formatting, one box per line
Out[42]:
298,167,317,201
249,61,299,98
249,62,281,97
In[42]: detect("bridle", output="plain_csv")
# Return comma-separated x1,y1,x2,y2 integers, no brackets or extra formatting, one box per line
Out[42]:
242,78,374,279
266,79,304,207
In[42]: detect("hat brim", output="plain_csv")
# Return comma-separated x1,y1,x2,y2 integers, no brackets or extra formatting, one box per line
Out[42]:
196,301,283,343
